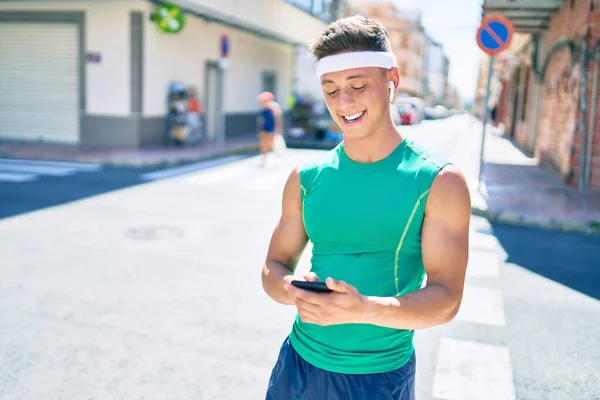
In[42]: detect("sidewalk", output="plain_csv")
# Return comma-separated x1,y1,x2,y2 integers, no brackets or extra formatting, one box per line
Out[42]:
468,120,600,235
0,136,259,167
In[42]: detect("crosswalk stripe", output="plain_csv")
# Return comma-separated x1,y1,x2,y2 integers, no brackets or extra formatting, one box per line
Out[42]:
469,232,502,252
140,155,248,181
432,338,515,400
0,163,76,176
0,158,101,172
467,250,500,278
455,284,506,327
0,171,38,183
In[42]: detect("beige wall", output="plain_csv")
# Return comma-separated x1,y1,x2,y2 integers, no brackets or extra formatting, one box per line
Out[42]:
293,45,324,102
173,0,327,45
0,0,140,116
143,5,294,116
2,0,323,117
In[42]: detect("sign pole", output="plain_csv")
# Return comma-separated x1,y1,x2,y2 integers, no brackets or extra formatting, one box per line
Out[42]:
475,13,514,192
478,55,494,191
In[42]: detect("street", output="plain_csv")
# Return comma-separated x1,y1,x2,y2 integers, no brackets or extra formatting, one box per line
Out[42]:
1,117,599,400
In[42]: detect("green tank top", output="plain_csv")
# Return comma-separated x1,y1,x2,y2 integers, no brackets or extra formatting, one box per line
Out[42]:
289,138,449,374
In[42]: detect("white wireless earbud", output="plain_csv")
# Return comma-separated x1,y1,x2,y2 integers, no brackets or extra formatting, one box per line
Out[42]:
388,81,395,103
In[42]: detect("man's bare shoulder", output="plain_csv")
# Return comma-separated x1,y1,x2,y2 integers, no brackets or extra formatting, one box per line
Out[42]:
283,165,303,195
427,165,471,217
287,165,302,183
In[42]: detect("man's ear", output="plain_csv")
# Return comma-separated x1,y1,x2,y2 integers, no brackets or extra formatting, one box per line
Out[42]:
387,67,400,101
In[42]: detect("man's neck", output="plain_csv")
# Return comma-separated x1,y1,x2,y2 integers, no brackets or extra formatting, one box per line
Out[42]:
342,122,404,163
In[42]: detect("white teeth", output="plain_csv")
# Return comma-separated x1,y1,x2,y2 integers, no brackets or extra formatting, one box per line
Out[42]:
344,111,364,122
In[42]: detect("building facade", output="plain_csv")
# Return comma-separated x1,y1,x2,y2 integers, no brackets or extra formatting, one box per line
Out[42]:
0,0,340,147
478,0,600,189
426,40,449,106
350,2,427,98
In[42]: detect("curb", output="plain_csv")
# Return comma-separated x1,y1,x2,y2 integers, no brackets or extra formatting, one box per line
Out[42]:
285,140,340,151
90,144,260,168
471,206,600,236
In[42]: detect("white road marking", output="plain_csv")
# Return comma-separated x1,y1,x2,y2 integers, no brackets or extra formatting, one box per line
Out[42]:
0,163,76,176
0,171,38,183
0,158,101,172
470,232,502,252
455,285,506,327
467,250,500,278
432,338,515,400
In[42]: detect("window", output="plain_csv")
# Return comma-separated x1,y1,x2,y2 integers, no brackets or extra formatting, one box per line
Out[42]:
285,0,312,12
284,0,333,22
262,71,277,97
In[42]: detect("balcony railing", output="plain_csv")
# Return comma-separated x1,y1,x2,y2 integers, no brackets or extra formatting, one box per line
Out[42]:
284,0,340,23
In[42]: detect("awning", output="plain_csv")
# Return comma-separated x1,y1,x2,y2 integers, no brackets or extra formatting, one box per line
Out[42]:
482,0,562,33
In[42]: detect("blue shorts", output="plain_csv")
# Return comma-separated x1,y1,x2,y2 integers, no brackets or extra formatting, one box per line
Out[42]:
265,338,416,400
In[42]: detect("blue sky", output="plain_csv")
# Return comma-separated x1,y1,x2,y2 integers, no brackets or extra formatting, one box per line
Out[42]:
392,0,484,102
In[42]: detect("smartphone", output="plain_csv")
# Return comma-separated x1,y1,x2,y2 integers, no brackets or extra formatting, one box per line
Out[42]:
291,280,333,293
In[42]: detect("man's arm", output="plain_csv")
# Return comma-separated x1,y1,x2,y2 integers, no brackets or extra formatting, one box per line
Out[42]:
282,165,470,329
261,166,309,305
362,165,471,329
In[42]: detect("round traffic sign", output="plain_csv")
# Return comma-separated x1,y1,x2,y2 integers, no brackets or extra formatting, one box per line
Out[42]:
476,14,514,55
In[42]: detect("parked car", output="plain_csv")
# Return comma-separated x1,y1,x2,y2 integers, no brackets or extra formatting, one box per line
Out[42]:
397,104,418,125
395,96,424,123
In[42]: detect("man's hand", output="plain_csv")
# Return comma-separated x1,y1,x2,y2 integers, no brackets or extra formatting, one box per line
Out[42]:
284,275,368,326
281,272,320,302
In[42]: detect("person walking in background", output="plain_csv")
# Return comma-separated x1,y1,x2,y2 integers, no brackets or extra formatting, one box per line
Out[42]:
257,91,283,166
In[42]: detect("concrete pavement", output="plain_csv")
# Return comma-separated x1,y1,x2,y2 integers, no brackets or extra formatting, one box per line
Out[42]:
0,136,259,168
1,149,599,399
402,115,600,235
4,114,598,234
0,155,255,220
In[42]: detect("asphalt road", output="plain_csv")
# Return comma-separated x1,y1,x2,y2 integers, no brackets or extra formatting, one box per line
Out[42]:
0,117,598,399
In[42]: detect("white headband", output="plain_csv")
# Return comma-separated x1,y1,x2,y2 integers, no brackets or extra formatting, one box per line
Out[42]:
315,51,397,78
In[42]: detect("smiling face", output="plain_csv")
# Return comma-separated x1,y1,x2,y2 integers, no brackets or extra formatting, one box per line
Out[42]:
321,66,399,140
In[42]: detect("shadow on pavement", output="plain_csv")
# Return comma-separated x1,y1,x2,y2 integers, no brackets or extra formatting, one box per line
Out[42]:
490,222,600,300
0,167,150,220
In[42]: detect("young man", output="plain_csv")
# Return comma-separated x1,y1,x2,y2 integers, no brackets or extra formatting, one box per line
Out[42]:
261,16,471,400
257,92,283,166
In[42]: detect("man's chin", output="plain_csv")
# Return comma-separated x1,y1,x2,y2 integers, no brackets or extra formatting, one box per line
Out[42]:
340,130,370,140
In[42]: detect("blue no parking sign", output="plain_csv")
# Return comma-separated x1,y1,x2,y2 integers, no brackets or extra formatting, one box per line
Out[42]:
477,14,514,55
475,14,514,190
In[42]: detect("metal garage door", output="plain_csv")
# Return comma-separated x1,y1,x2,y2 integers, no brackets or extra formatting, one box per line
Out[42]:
0,23,79,143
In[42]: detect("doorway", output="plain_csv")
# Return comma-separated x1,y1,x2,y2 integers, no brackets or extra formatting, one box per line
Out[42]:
204,61,223,141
